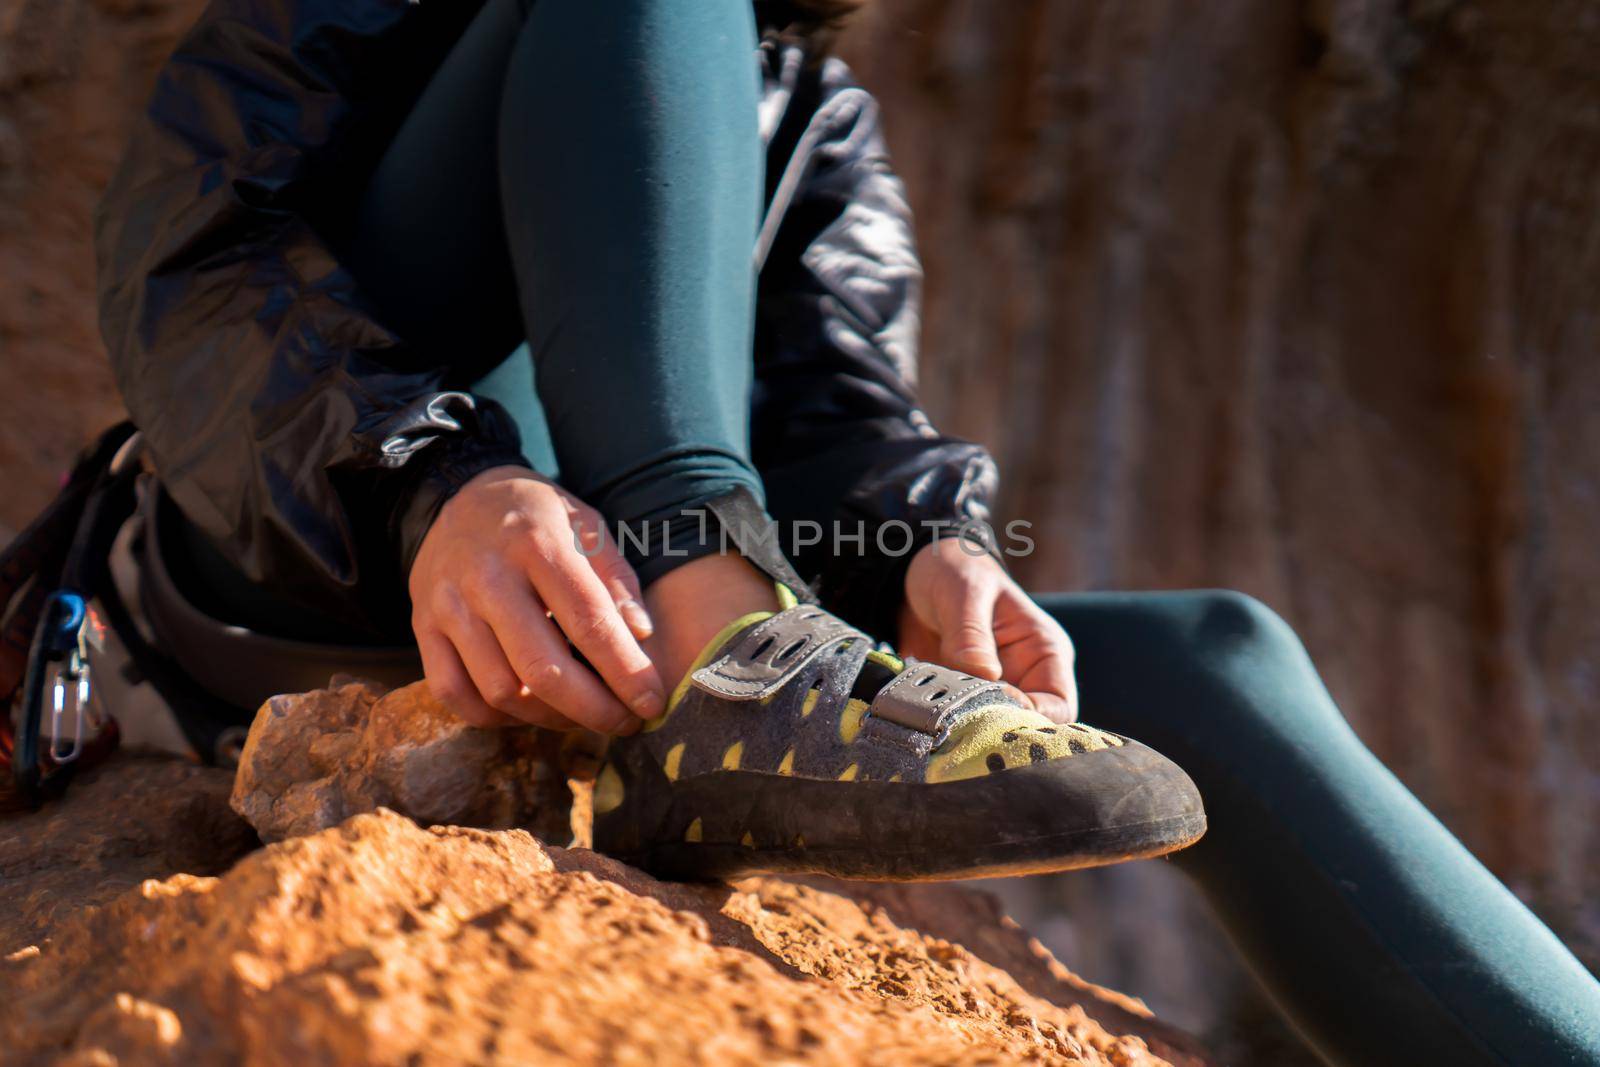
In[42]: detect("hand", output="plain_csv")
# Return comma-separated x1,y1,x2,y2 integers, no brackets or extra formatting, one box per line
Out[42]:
409,465,665,733
898,537,1078,723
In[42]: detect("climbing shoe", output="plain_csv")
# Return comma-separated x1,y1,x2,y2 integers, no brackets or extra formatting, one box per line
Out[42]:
591,598,1205,881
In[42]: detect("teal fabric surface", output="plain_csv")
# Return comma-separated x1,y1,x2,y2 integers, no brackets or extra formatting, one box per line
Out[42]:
340,0,766,580
474,344,558,480
1037,590,1600,1067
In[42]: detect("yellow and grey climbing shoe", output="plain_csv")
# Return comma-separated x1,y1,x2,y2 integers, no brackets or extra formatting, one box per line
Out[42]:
592,602,1205,881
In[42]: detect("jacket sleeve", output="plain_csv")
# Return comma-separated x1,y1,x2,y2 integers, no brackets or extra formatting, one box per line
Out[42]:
752,50,1001,640
94,0,524,634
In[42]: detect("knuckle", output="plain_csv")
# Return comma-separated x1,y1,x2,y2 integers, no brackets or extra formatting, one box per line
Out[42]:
428,681,470,713
523,527,567,566
571,608,623,648
517,656,565,694
498,506,538,540
430,585,471,625
571,519,610,558
954,620,991,641
429,677,469,710
457,566,504,605
481,678,523,710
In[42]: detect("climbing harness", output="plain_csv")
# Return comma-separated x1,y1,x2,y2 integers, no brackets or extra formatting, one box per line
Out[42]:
2,424,137,809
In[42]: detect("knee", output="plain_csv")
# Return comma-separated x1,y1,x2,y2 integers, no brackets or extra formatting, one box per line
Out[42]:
1161,591,1374,770
1170,589,1309,671
1058,589,1339,751
1189,588,1293,638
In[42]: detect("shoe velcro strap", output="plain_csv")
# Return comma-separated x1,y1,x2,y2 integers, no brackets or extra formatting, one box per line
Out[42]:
867,661,1005,736
690,606,865,701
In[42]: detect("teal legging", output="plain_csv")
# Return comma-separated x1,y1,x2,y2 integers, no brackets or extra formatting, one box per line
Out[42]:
335,0,765,585
1037,590,1600,1066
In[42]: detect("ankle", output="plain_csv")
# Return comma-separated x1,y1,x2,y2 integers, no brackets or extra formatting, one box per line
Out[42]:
642,554,781,689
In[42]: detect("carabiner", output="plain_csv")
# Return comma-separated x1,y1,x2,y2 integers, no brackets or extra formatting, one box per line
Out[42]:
14,590,91,804
48,648,92,764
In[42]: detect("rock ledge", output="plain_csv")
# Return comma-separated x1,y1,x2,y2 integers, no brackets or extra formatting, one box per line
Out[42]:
1,754,1209,1066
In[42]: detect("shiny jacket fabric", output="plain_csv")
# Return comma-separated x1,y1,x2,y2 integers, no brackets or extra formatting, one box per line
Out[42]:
95,0,998,643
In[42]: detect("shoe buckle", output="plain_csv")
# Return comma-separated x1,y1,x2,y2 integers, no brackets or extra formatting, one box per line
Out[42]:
691,606,865,701
866,661,1005,737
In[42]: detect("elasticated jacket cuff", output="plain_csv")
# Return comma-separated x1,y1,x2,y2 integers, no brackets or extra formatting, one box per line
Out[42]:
387,396,530,579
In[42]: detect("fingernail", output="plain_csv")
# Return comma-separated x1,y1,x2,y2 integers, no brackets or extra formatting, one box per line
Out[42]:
621,599,654,637
631,690,665,719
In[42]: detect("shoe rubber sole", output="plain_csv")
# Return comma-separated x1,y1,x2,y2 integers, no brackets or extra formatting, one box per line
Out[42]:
595,737,1207,882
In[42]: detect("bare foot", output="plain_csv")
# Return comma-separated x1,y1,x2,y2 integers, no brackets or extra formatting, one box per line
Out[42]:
642,553,781,691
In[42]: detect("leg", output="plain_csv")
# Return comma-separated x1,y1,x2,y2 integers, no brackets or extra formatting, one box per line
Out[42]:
341,0,770,530
499,0,777,677
499,0,765,562
1036,590,1600,1067
333,0,529,387
341,0,767,559
337,0,778,688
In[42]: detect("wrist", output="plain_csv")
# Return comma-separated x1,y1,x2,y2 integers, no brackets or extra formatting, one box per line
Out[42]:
906,532,1006,584
397,455,533,579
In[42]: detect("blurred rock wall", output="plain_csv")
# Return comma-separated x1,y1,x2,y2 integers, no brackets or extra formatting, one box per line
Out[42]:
2,0,1596,1056
838,0,1600,1053
0,0,189,539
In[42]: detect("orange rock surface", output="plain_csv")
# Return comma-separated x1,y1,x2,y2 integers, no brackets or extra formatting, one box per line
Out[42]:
1,755,1210,1066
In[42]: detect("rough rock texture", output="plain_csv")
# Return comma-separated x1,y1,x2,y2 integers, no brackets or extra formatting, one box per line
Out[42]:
1,758,1211,1067
0,0,189,541
231,679,574,845
4,0,1599,1057
0,755,257,949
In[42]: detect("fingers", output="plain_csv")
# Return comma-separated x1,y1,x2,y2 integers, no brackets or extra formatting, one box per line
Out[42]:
935,565,1003,680
578,515,654,640
903,538,1082,724
444,615,585,731
1028,652,1079,723
407,471,655,732
896,610,942,664
1028,610,1079,723
994,589,1079,723
466,576,643,735
1027,687,1078,725
1017,638,1078,723
416,628,521,729
518,535,665,720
